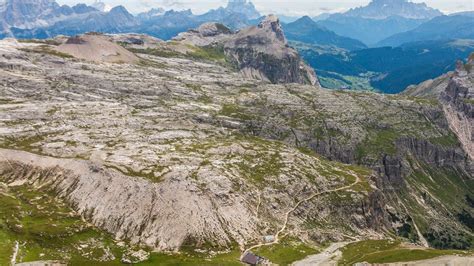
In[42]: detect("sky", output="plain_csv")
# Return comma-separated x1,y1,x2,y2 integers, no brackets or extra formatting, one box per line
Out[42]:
56,0,474,16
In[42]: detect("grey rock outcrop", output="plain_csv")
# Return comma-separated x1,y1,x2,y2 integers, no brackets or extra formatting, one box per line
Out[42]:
223,15,319,85
173,22,233,47
171,16,319,86
441,57,474,161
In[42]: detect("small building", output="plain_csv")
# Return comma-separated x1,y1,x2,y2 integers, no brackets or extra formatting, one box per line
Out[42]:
241,252,265,265
263,235,275,243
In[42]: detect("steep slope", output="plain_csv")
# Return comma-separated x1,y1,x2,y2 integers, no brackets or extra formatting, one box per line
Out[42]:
440,58,474,161
282,16,367,51
403,72,453,98
404,55,474,159
379,14,474,47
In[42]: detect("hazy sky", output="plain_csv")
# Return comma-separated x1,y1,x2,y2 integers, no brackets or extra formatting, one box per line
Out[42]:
56,0,474,16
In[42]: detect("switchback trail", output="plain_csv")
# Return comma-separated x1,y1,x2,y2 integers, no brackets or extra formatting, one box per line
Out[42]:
243,171,361,254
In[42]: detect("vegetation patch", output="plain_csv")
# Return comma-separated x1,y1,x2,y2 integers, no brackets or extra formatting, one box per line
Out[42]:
0,183,127,265
339,240,469,265
19,46,73,59
141,250,241,266
355,128,401,161
253,237,320,266
219,103,255,121
18,39,62,46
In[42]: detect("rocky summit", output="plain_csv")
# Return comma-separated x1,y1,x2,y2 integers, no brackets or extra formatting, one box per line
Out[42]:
223,15,318,85
173,16,318,86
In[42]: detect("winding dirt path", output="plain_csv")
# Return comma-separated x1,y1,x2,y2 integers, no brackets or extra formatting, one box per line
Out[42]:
11,241,19,266
292,242,350,266
243,171,361,254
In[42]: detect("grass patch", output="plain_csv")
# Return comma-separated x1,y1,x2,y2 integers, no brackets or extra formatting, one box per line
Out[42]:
253,238,320,265
187,45,226,63
339,240,470,265
219,104,255,121
18,39,61,46
356,128,401,160
429,134,459,147
0,183,126,265
139,250,241,266
19,46,73,59
128,47,182,58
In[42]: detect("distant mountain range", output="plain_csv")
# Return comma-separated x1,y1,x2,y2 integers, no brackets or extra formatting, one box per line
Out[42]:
2,0,473,50
378,12,474,47
297,39,474,93
317,15,428,46
282,16,367,51
315,0,444,46
343,0,442,20
0,0,263,39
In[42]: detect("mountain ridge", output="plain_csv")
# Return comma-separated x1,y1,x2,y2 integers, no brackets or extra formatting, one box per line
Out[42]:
283,16,367,51
378,13,474,47
343,0,442,20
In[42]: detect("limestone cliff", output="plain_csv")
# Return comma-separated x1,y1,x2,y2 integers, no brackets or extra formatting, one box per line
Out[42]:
224,15,319,85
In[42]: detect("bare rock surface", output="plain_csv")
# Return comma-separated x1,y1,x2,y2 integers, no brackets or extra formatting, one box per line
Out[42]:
55,34,139,63
441,59,474,161
0,36,471,254
173,22,233,47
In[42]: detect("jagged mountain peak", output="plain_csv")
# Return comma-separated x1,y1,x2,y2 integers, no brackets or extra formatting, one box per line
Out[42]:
344,0,443,19
91,0,111,12
257,14,285,43
295,15,315,24
109,5,128,14
225,0,260,20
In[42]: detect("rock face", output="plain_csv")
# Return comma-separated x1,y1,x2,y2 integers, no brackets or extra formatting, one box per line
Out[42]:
441,58,474,161
171,16,319,86
403,72,453,98
406,54,473,162
224,15,319,85
173,22,233,47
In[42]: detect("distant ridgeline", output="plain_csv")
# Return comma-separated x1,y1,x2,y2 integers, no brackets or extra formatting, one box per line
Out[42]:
0,0,262,40
1,0,473,94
